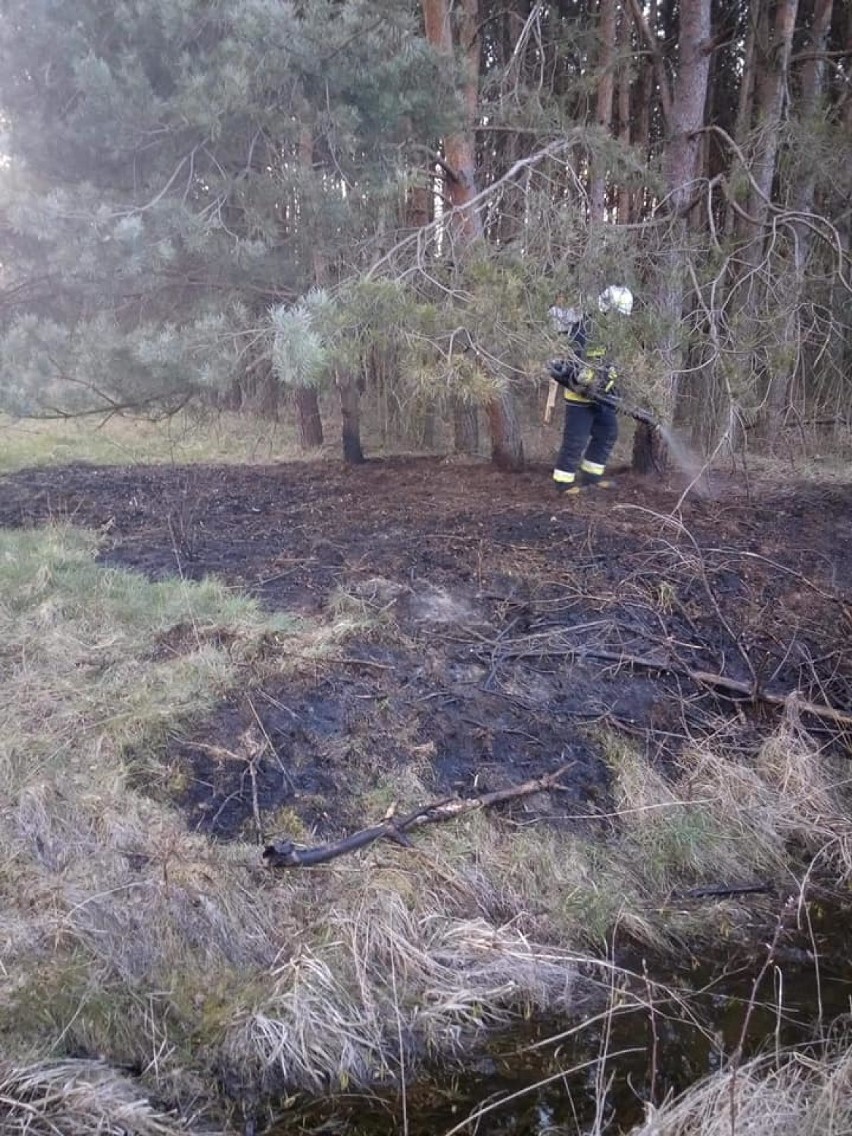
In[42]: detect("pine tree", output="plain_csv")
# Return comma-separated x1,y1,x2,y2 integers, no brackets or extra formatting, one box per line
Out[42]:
0,0,452,456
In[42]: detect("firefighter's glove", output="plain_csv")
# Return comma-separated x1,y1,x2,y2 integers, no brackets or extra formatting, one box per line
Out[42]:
586,365,619,400
548,359,578,389
601,365,618,395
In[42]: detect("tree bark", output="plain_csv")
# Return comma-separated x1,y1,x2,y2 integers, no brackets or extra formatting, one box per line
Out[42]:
632,24,654,222
629,0,712,464
792,0,833,254
294,385,323,448
406,182,431,230
263,763,574,868
661,0,712,217
337,372,365,464
616,8,633,224
781,0,834,432
453,400,480,454
747,0,800,223
422,0,483,244
288,125,326,451
590,0,617,223
631,420,666,475
744,0,800,437
485,388,524,471
421,0,524,472
255,363,280,421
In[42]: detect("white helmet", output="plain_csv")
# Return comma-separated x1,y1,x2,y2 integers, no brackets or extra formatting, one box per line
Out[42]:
598,285,633,316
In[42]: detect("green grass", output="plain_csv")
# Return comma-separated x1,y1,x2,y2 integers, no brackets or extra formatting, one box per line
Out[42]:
0,525,295,783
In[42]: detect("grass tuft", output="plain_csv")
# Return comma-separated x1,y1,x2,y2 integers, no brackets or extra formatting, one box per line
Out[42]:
630,1043,852,1136
0,1057,201,1135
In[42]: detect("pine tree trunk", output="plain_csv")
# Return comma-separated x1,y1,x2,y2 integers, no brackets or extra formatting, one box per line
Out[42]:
747,0,799,222
792,0,833,255
296,124,328,451
630,0,712,467
485,389,524,471
421,406,437,449
337,373,365,465
633,32,654,221
294,386,324,448
590,0,617,223
422,0,483,244
256,366,280,420
784,0,834,422
632,421,666,475
661,0,712,218
745,0,800,437
453,401,480,454
421,0,524,472
406,183,431,230
616,9,633,224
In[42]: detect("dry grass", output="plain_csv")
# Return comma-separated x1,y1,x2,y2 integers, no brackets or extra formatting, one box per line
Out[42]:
228,867,589,1093
0,410,316,472
631,1043,852,1136
0,1057,205,1135
605,724,852,901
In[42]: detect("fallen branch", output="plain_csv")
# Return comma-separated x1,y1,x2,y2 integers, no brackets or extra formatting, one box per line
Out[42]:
262,762,574,868
673,882,773,900
464,632,852,728
581,648,852,729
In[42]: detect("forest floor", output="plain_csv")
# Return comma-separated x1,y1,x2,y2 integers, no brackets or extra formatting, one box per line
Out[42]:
2,449,852,1134
0,455,849,844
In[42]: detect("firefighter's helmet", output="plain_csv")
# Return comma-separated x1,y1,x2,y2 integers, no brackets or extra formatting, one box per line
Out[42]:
598,285,634,316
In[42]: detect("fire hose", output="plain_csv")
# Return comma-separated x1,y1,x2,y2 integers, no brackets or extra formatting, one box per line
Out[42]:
592,391,661,430
543,364,660,430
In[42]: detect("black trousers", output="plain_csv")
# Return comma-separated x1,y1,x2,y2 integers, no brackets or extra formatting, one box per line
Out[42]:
554,399,619,479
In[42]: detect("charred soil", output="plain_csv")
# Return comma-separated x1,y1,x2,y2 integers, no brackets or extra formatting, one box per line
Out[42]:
1,456,850,846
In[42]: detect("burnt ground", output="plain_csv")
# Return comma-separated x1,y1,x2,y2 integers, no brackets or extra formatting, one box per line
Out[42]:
1,456,850,844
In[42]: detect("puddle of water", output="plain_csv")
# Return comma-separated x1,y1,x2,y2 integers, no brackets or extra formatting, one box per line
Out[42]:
265,928,852,1135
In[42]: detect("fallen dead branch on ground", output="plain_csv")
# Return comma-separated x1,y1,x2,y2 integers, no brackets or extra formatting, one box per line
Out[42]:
581,648,852,729
262,762,574,867
463,622,852,729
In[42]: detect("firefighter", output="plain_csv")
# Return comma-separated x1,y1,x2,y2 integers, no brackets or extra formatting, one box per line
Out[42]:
548,284,633,494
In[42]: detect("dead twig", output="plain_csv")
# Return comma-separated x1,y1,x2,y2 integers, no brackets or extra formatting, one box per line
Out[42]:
579,648,852,729
263,762,574,868
673,882,773,900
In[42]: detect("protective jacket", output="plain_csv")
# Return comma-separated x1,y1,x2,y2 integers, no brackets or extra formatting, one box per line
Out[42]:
549,315,619,404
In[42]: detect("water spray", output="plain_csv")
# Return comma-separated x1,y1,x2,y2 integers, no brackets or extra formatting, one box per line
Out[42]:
596,391,709,492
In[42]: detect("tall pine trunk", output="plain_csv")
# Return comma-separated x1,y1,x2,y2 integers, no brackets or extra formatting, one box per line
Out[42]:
293,126,326,451
629,0,712,470
590,0,617,223
741,0,800,437
337,372,365,465
785,0,834,423
294,386,324,449
421,0,524,471
616,9,634,224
